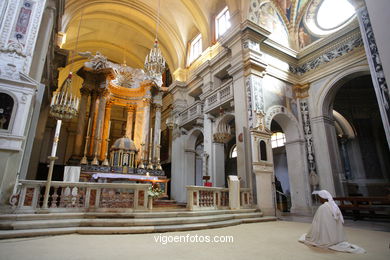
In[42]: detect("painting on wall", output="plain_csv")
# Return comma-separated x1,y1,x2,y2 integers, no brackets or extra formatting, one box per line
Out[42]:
274,0,292,21
257,2,290,46
297,19,319,49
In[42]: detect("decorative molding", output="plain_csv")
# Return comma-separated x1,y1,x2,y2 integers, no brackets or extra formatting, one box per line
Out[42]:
357,8,390,146
293,84,310,99
289,36,363,75
298,99,318,189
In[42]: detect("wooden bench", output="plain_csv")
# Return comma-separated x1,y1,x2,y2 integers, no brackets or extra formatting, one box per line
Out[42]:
333,197,390,220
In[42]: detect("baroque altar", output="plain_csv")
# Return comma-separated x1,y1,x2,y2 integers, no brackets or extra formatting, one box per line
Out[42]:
70,52,169,196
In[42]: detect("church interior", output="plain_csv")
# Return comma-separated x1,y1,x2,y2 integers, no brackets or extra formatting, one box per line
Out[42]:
0,0,389,254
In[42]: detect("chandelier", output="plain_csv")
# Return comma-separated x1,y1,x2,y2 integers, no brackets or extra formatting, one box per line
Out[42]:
144,39,166,78
49,8,84,120
144,0,166,80
50,72,79,120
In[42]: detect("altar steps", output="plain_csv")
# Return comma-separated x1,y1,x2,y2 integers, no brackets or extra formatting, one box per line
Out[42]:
0,209,276,239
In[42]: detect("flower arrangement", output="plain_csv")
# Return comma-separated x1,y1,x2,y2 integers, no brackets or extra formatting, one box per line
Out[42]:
148,184,163,199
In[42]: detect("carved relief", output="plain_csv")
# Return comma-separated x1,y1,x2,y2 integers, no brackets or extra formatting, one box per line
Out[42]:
299,99,318,188
289,36,363,75
359,8,390,117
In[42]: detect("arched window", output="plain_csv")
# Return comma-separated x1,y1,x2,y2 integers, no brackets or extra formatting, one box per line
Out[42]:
259,140,267,161
0,93,14,131
271,132,286,148
230,144,237,158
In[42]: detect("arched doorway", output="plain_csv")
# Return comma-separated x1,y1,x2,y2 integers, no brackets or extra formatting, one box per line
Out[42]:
195,138,204,186
266,107,312,214
270,120,291,212
332,75,390,196
185,129,204,187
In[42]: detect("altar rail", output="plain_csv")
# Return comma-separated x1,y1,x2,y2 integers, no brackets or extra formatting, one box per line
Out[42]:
14,180,150,213
186,186,253,210
240,188,253,209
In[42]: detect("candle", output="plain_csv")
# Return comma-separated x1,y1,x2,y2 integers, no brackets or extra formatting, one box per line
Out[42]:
150,128,153,144
86,118,91,137
51,119,62,157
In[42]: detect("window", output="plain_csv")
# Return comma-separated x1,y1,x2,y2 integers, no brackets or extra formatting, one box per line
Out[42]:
188,34,202,64
259,141,267,161
271,132,286,148
316,0,354,30
230,145,237,158
215,7,231,39
305,0,355,36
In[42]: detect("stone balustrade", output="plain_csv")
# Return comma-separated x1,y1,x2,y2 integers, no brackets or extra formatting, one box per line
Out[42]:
240,188,253,208
186,185,253,210
14,180,150,213
203,80,233,113
179,101,204,127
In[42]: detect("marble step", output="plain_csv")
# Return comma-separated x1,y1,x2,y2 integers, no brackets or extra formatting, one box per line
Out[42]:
0,208,258,221
0,216,277,239
0,212,263,230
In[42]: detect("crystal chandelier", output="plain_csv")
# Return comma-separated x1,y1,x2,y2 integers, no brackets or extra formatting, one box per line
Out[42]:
144,0,166,80
50,72,79,120
144,39,166,78
49,8,83,120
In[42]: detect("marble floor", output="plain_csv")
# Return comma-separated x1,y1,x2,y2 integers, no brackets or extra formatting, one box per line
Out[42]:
0,220,389,260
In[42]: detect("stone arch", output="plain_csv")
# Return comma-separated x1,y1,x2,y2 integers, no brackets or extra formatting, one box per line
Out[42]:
265,105,302,140
265,105,312,213
185,127,204,149
184,127,204,187
316,64,370,118
314,64,389,196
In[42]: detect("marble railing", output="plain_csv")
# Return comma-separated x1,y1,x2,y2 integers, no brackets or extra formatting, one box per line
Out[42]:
13,180,150,213
179,101,204,127
240,188,253,209
186,186,254,210
186,186,230,210
203,80,233,113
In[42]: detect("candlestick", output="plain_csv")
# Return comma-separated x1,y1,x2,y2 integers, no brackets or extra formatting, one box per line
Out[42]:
138,143,145,168
51,120,62,157
91,119,102,165
80,118,91,165
43,119,62,209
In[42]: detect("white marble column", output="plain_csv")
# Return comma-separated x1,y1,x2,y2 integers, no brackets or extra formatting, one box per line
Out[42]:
171,128,187,202
284,140,312,215
311,115,345,196
211,142,225,187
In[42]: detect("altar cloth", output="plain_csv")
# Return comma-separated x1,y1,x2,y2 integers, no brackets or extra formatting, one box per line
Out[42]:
91,173,158,181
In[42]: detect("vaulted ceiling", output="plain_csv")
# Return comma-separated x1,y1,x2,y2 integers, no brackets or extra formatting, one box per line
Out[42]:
62,0,243,73
60,1,324,74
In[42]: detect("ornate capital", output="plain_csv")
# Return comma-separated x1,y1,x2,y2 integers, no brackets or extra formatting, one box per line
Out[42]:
143,98,151,105
154,103,162,111
80,87,90,96
127,105,136,112
105,100,114,109
293,84,310,99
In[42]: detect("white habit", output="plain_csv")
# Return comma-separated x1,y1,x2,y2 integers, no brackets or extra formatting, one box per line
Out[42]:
299,190,365,254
